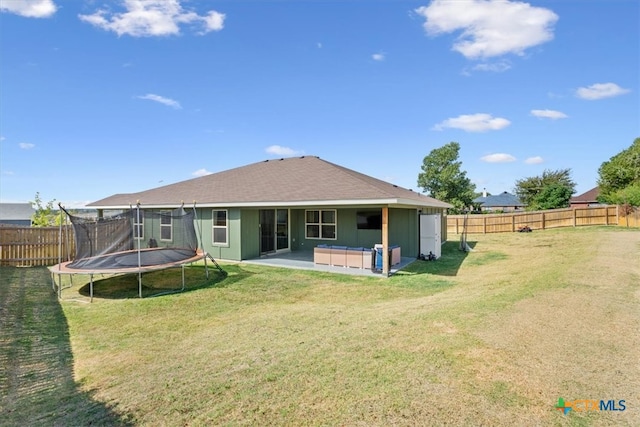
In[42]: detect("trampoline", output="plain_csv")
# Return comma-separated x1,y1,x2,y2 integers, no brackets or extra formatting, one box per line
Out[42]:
49,203,224,301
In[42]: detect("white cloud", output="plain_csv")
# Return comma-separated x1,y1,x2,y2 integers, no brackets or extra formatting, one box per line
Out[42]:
59,200,95,209
530,109,568,119
200,10,225,34
415,0,558,59
525,156,544,164
433,113,510,132
137,93,182,109
2,171,15,176
19,142,35,149
481,153,516,163
192,168,212,177
576,82,631,100
78,0,225,37
0,0,56,18
265,145,303,157
317,42,323,49
372,52,385,61
472,60,512,73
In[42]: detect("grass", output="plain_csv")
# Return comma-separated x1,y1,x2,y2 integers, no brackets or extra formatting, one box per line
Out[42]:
1,226,639,426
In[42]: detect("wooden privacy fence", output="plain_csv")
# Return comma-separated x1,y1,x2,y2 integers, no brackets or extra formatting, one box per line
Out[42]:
446,205,638,234
0,226,75,267
1,206,637,267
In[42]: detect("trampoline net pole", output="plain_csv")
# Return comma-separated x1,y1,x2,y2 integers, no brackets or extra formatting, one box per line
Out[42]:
136,204,143,298
192,203,210,279
57,206,63,270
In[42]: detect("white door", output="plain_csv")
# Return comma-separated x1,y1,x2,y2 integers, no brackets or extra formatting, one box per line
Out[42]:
419,214,441,258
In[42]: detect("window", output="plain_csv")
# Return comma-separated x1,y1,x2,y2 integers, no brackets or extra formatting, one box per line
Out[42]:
160,210,172,241
212,210,228,245
356,211,382,230
133,210,144,239
305,209,336,240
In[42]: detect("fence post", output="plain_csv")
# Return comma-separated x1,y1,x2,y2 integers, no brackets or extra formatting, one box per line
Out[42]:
455,217,459,234
573,208,577,227
483,216,486,234
605,206,609,225
512,215,515,232
541,212,546,230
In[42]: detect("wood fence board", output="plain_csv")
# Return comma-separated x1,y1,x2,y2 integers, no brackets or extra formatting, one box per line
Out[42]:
0,226,74,267
1,206,637,266
447,205,634,234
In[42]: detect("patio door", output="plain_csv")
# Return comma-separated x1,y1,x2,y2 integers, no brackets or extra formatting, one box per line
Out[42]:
260,209,289,254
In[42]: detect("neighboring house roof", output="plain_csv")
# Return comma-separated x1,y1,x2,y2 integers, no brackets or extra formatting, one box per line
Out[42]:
0,203,35,221
473,191,525,208
570,186,600,204
87,156,452,209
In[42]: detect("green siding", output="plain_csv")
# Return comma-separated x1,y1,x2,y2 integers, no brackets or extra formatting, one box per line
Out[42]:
389,208,418,257
195,208,242,261
292,207,440,255
192,206,446,261
292,208,381,251
290,210,301,251
240,209,260,260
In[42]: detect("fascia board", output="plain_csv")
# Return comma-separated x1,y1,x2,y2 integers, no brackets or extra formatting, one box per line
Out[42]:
89,198,451,210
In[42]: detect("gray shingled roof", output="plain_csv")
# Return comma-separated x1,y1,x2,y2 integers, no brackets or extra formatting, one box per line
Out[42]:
88,156,452,209
0,203,36,220
473,191,525,208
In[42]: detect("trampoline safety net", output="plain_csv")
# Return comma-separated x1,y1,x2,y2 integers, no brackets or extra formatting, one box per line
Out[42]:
66,207,199,270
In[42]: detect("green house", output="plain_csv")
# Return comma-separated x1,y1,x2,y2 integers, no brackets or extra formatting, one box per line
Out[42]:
87,156,451,275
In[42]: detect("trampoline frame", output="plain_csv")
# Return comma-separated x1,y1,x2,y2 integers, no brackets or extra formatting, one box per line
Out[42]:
49,203,225,302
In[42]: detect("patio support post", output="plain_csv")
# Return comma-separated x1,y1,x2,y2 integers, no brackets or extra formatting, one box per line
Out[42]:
382,206,389,277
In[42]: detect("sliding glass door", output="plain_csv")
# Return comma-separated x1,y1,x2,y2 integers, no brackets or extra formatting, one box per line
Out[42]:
260,209,289,254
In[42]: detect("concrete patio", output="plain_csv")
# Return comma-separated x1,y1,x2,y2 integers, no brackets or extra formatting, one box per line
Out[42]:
242,250,417,277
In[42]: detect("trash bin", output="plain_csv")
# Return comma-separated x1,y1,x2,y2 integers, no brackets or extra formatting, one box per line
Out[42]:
374,244,384,270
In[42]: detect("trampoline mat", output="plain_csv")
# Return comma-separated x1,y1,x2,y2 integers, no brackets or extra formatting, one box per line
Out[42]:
67,248,198,270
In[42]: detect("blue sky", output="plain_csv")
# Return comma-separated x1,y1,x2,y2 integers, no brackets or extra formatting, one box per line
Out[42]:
1,0,638,208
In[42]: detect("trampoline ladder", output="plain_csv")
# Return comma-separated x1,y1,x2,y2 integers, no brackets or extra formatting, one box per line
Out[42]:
205,253,226,276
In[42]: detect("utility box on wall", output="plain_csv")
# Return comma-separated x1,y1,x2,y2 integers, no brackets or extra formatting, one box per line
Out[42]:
419,214,442,259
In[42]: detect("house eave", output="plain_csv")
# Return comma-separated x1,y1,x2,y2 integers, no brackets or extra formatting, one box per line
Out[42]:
88,198,451,210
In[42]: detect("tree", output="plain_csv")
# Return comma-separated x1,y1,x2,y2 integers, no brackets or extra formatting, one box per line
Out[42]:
602,183,640,206
529,183,574,210
597,137,640,205
514,168,576,209
417,142,476,213
30,192,60,227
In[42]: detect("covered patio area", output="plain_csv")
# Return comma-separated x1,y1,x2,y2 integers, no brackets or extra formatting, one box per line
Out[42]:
242,250,416,277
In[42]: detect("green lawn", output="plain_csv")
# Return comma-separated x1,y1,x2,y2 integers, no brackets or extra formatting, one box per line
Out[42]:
1,227,639,426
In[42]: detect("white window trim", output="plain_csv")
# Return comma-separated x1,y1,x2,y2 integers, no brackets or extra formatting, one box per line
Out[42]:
134,211,144,240
305,209,337,240
212,209,229,246
159,210,172,242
